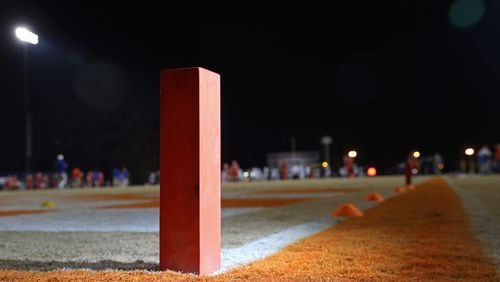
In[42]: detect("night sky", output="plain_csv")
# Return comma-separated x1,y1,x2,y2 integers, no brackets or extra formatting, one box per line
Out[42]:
1,1,499,181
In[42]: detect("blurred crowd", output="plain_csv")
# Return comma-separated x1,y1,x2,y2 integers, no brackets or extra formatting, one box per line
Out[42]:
459,144,500,174
3,144,499,190
221,159,365,182
0,154,130,191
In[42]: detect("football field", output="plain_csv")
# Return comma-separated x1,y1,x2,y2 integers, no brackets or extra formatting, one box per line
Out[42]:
0,175,498,280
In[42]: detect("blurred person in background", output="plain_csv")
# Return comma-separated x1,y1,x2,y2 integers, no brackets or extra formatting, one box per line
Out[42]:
148,171,156,185
72,167,83,188
405,152,420,186
35,172,43,189
92,169,104,187
222,163,230,182
493,144,500,173
85,170,94,187
229,160,240,181
55,154,68,189
120,166,129,187
42,174,49,189
343,155,355,178
477,145,492,174
52,173,60,189
433,153,443,174
112,167,121,187
25,174,33,189
280,160,288,180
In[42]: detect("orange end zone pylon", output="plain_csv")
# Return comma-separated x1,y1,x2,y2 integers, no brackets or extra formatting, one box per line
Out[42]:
160,67,221,275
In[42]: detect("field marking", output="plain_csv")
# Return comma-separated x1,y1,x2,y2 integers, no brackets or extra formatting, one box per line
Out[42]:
215,215,337,274
0,207,263,232
448,181,500,270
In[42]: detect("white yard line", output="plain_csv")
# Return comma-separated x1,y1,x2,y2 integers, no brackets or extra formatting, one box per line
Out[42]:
216,215,336,274
214,183,412,273
0,208,264,232
448,181,500,271
216,200,383,274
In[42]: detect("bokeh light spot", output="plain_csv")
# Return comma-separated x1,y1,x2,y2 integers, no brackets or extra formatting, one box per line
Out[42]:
73,62,129,111
367,167,377,176
449,0,485,28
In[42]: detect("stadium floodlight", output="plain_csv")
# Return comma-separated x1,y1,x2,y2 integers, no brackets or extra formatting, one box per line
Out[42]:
15,27,38,45
412,151,421,158
348,150,357,158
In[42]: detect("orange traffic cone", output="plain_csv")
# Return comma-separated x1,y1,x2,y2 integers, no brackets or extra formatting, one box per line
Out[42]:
332,203,364,217
365,192,384,202
406,184,416,190
394,187,407,193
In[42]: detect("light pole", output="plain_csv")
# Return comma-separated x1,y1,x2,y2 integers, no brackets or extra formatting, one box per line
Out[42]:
465,147,475,173
348,150,357,158
320,136,332,167
15,27,38,173
291,136,296,159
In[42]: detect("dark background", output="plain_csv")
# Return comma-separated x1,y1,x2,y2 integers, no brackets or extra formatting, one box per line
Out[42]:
0,1,499,182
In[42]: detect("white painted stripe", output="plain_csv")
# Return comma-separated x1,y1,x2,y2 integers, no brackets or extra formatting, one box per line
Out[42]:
0,208,264,233
221,192,348,199
448,181,500,269
221,208,264,218
215,215,337,274
214,191,401,274
449,182,491,218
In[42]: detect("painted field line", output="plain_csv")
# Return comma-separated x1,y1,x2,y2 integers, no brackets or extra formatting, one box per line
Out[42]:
448,181,500,270
216,215,336,274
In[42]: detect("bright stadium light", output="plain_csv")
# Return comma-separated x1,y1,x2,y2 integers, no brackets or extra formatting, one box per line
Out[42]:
15,27,39,45
412,151,421,158
465,148,475,156
348,150,357,158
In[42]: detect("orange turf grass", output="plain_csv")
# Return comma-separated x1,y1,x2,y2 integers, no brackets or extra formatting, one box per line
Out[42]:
0,177,497,281
221,178,499,281
332,203,364,217
0,210,51,217
406,184,416,190
254,188,363,194
99,198,314,209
